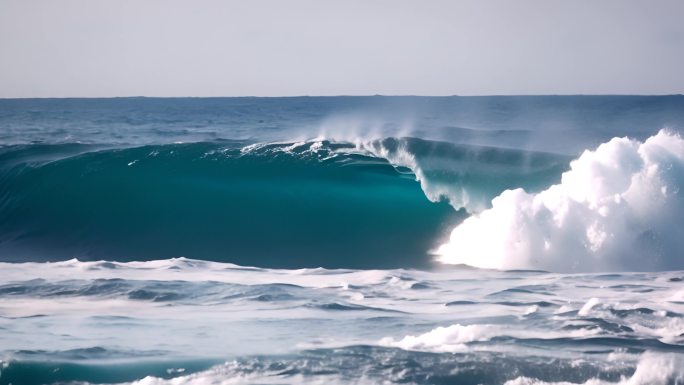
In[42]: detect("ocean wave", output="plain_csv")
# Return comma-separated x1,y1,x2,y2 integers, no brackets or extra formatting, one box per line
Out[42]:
0,137,567,268
0,140,458,268
6,132,680,273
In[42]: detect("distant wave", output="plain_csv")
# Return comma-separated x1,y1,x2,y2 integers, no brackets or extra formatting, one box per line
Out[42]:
436,130,684,272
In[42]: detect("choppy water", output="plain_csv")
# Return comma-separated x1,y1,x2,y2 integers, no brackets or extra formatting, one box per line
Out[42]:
1,96,683,384
1,259,683,384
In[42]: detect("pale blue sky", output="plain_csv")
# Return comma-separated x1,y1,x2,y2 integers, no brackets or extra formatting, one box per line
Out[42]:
1,0,683,97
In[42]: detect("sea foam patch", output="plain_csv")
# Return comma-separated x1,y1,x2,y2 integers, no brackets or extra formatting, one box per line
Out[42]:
379,323,499,352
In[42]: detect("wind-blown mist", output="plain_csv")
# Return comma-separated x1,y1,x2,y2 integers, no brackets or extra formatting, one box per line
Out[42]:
436,130,684,272
350,137,571,212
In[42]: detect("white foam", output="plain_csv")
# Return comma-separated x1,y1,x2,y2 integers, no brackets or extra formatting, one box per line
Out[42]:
578,297,601,316
436,130,684,272
379,323,499,353
523,305,539,316
0,258,398,290
504,352,684,385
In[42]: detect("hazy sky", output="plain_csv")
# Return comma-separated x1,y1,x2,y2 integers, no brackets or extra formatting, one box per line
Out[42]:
1,0,683,97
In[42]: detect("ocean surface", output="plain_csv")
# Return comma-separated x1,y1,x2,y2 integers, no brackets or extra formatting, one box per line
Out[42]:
1,96,683,384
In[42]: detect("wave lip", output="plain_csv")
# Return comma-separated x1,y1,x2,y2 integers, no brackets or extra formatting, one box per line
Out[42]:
436,129,684,272
349,136,571,212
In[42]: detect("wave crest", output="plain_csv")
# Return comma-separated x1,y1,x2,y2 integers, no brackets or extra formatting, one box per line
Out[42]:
349,137,570,212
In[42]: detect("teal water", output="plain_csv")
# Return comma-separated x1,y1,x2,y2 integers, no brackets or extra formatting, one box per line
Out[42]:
0,140,458,267
0,138,571,267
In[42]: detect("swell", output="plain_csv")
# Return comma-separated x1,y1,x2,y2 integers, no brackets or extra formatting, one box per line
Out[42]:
0,139,568,268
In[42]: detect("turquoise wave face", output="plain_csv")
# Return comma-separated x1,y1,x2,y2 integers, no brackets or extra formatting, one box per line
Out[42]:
0,141,462,268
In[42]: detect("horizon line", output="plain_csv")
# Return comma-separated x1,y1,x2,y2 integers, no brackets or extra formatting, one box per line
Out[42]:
1,93,683,100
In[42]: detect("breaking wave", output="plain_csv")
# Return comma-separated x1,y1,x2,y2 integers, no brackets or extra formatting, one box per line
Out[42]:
1,129,683,272
0,138,565,268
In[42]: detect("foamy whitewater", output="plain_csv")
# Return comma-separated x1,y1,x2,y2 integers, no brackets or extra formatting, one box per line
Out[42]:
436,130,684,272
1,96,683,384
